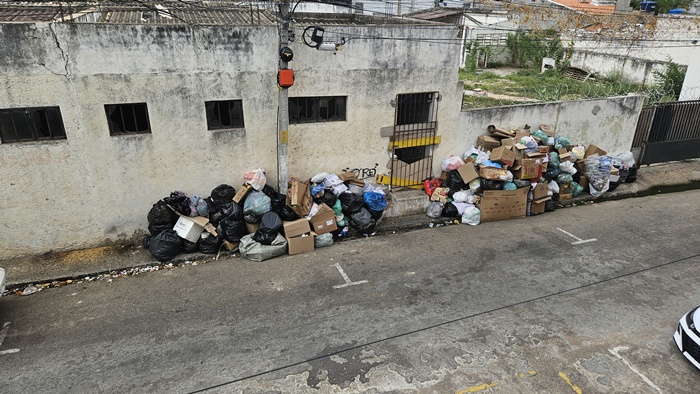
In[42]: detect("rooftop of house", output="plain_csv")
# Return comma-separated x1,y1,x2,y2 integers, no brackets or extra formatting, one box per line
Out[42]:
0,2,441,25
546,0,616,15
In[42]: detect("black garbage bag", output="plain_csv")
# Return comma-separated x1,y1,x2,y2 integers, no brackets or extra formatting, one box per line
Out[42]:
220,216,247,243
210,184,236,205
441,202,460,217
182,240,198,254
352,217,376,234
625,166,637,183
148,222,172,236
545,200,557,212
339,192,364,216
571,163,583,183
368,208,383,221
349,207,372,227
261,184,279,200
445,170,466,191
608,181,620,192
142,235,151,249
148,229,182,262
513,179,531,188
278,205,299,221
220,202,243,221
544,167,561,182
198,233,223,254
163,192,191,216
314,190,337,208
270,194,287,213
253,212,283,245
244,213,262,224
480,179,504,190
147,200,178,225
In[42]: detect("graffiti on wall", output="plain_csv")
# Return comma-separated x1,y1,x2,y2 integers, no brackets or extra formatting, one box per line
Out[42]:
341,163,379,179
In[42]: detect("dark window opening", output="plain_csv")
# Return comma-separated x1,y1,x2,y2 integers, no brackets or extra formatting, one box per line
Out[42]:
205,100,244,130
0,107,66,143
396,92,435,125
289,96,346,124
105,103,151,135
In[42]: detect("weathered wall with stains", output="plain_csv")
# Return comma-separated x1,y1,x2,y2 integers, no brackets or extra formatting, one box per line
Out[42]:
454,95,645,157
0,22,464,259
569,50,667,86
0,22,280,259
286,25,463,181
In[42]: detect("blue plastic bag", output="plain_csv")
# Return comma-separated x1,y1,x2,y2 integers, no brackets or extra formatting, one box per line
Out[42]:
363,191,387,212
243,191,271,216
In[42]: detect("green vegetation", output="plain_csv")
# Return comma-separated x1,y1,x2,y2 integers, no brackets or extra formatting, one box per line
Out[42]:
505,30,564,69
651,57,687,101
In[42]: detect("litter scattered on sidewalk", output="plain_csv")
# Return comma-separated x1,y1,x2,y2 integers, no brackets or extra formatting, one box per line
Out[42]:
424,123,638,225
143,169,389,263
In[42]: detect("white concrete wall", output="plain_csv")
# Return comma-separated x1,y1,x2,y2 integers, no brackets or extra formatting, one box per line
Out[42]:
567,16,700,99
569,50,667,86
453,95,645,159
0,21,464,259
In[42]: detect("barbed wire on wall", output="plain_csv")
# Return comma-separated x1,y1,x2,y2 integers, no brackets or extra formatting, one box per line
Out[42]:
462,83,700,110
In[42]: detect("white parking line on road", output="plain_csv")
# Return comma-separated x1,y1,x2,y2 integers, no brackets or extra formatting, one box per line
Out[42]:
609,346,662,393
332,263,368,289
0,322,20,356
557,228,597,245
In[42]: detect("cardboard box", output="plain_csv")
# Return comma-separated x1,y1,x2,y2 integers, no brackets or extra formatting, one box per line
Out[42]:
457,161,479,184
173,216,207,243
559,193,573,201
579,175,589,190
530,182,549,201
501,137,517,148
528,197,550,215
512,159,542,180
477,135,501,151
559,182,572,194
287,179,313,216
282,218,311,238
536,145,550,153
514,128,531,139
287,232,315,255
479,186,529,222
512,143,527,160
309,204,338,235
245,222,260,234
539,124,554,136
490,146,516,167
338,172,365,186
585,144,607,158
480,166,510,181
233,184,252,204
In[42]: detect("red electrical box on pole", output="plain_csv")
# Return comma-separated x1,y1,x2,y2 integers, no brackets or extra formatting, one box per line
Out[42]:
278,69,294,88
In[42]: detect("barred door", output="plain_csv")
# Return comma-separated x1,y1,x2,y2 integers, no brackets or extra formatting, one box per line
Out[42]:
633,100,700,165
388,92,440,187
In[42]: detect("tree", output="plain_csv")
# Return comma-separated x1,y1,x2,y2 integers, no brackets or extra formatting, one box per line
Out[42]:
652,57,687,101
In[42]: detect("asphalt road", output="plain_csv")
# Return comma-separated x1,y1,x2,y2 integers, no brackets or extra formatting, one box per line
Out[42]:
2,190,700,393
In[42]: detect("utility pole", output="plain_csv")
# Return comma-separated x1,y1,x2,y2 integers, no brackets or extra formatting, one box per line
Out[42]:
277,1,290,192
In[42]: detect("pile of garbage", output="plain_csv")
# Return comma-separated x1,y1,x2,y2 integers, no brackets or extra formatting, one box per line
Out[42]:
424,124,637,225
143,169,388,262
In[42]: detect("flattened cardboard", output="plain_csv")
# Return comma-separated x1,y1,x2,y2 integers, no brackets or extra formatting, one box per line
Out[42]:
479,186,529,222
309,204,338,235
457,161,479,184
501,137,517,148
490,146,516,167
282,218,311,238
287,179,312,216
233,184,252,204
477,135,501,151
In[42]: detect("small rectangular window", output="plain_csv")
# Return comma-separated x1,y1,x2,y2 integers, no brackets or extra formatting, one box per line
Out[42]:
396,92,437,125
205,100,245,130
0,107,66,143
105,103,151,135
289,96,346,124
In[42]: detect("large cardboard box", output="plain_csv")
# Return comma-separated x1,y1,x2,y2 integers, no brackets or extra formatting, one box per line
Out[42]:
173,216,207,243
477,135,501,151
530,182,549,201
283,219,311,238
479,186,529,222
309,204,338,235
512,159,542,180
457,161,479,184
490,146,516,167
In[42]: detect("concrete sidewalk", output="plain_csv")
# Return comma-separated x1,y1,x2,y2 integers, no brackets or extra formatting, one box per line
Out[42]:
3,160,700,288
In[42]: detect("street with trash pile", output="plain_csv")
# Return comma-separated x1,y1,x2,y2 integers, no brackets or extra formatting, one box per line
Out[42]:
2,190,700,392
